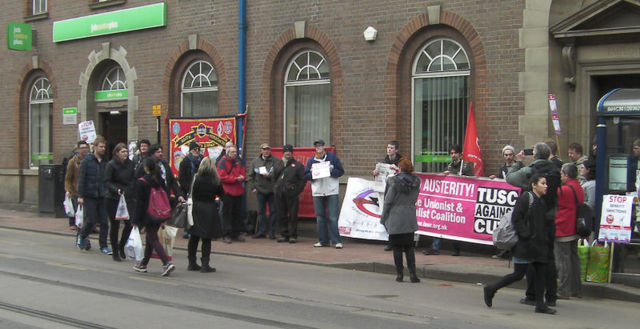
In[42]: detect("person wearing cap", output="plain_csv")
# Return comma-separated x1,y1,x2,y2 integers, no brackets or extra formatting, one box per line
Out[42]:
304,139,345,249
247,143,283,239
274,144,306,243
179,141,203,197
489,145,516,180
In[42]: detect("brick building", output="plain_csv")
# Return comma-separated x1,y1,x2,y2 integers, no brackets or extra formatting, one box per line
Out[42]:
1,0,639,206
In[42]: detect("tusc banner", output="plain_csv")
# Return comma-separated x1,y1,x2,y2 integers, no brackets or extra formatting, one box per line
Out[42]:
415,173,521,245
168,116,236,177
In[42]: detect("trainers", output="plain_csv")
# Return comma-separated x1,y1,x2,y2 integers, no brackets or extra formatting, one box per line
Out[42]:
223,237,232,244
133,263,147,273
313,242,328,247
161,263,176,277
520,297,535,306
277,237,289,243
100,247,113,255
335,243,343,249
289,238,297,244
76,235,85,250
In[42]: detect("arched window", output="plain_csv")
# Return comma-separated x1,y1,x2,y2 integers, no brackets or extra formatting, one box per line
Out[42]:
284,50,330,146
412,38,470,172
101,67,127,90
29,77,53,168
181,60,218,117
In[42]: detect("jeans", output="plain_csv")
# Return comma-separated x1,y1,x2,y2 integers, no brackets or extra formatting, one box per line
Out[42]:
79,197,108,248
313,194,341,245
256,192,276,235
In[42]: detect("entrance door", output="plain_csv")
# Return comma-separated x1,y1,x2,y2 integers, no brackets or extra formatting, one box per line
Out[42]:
100,111,127,160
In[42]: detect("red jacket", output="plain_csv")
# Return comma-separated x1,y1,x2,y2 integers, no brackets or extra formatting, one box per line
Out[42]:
217,156,246,196
555,178,584,237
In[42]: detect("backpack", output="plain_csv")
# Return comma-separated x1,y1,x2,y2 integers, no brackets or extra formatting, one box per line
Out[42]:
568,184,593,238
139,177,172,223
493,191,534,250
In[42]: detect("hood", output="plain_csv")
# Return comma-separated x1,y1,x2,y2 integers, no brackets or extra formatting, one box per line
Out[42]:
393,173,421,192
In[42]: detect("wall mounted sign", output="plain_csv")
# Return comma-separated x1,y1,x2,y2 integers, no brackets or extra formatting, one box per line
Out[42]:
53,3,166,42
62,107,77,125
95,89,128,101
7,22,32,50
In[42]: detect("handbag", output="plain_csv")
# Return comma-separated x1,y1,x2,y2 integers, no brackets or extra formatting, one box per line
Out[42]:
568,184,593,238
167,202,187,228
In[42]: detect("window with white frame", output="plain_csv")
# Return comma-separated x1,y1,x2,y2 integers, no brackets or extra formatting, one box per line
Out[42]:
29,77,53,168
412,38,470,173
181,60,218,117
101,66,127,91
284,50,330,146
32,0,47,15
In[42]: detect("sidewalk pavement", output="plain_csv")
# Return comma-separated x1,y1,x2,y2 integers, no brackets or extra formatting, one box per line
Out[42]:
1,208,638,303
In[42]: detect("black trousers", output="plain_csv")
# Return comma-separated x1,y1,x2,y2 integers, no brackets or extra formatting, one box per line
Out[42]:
390,233,417,274
105,197,132,253
275,192,300,238
222,194,243,237
490,262,547,310
525,258,557,303
188,235,212,264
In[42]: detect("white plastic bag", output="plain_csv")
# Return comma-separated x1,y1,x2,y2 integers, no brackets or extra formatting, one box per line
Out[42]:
74,204,84,228
115,195,129,220
63,195,75,217
186,197,194,228
125,227,144,261
160,225,178,257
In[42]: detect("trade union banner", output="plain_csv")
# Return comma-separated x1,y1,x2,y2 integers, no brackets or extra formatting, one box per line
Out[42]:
168,116,236,177
337,173,521,245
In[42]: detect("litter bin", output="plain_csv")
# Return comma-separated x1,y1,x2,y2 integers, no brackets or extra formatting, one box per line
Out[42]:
38,164,66,217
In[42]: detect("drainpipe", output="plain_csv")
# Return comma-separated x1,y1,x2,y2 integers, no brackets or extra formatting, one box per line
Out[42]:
238,0,247,158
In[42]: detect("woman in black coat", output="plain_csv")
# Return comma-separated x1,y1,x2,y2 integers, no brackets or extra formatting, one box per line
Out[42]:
187,157,224,272
483,173,557,315
104,143,135,261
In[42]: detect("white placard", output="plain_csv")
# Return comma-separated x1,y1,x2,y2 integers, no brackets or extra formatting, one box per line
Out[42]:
598,194,634,243
78,120,97,143
338,177,389,241
311,161,331,180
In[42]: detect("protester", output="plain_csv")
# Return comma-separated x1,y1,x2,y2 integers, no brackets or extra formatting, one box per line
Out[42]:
305,139,345,249
132,139,150,174
76,136,110,254
187,157,224,273
483,173,557,315
380,158,421,283
217,145,247,244
568,142,588,167
555,163,583,299
104,143,135,261
580,159,596,211
179,141,202,239
274,144,306,243
139,144,184,206
65,141,90,231
627,138,640,192
248,143,282,239
506,142,560,306
372,141,403,252
132,157,175,277
424,144,470,256
489,145,515,180
546,140,563,170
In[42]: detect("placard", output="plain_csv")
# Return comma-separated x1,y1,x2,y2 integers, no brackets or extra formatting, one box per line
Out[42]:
78,120,97,143
598,194,634,243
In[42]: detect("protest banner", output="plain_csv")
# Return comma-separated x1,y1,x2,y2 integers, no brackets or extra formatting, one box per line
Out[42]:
338,177,388,241
168,116,236,177
598,194,634,243
271,146,334,218
415,173,521,245
78,120,97,143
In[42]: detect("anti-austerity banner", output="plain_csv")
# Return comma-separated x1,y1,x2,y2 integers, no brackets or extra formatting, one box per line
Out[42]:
598,194,634,243
271,146,334,219
338,173,521,245
168,116,236,177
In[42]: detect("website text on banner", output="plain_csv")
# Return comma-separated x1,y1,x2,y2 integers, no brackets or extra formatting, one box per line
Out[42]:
337,177,389,241
271,147,334,218
416,173,521,245
168,116,237,177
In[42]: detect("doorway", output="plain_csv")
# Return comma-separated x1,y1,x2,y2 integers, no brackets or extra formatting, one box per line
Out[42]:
100,110,127,160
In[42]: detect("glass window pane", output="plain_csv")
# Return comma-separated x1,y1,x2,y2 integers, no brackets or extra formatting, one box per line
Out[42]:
182,91,218,117
30,103,52,167
425,41,441,58
454,52,470,70
442,58,456,71
285,84,330,146
428,57,442,72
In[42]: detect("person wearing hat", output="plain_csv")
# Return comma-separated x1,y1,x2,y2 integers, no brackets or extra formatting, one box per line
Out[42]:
179,141,203,239
489,145,516,180
247,143,283,239
304,139,345,249
274,144,306,243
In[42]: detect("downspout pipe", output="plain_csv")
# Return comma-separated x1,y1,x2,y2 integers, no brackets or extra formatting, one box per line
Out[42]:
238,0,247,159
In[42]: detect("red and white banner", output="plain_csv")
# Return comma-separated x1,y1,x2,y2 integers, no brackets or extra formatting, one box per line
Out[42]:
548,94,562,135
462,102,484,176
168,116,237,177
270,146,335,219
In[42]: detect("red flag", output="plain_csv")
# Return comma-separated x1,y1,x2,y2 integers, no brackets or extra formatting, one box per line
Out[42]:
462,102,484,176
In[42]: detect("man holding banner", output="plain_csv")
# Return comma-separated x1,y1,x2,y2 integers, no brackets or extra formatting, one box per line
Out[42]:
372,141,403,252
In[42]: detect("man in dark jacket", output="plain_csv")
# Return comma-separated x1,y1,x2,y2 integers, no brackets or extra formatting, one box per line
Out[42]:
274,144,306,243
77,136,110,254
506,142,560,307
247,143,283,239
178,141,202,196
143,144,185,206
132,139,150,174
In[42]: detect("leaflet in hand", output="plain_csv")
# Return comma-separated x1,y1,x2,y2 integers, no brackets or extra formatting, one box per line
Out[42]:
311,161,331,179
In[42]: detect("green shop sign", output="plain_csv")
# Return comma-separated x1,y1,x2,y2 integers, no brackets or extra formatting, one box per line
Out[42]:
7,22,32,51
95,89,128,101
53,3,166,42
414,154,451,163
31,153,53,161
